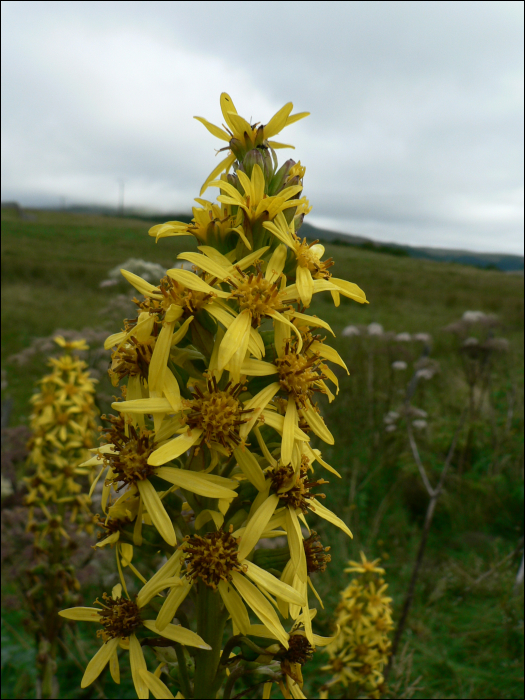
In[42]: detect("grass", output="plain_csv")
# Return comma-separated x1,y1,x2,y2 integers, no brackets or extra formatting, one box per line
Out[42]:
1,209,523,699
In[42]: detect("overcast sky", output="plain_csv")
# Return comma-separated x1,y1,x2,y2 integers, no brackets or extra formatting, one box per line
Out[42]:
1,1,523,254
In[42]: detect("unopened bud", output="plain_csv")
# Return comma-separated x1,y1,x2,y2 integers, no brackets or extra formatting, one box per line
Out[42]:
229,137,246,162
243,149,265,179
268,159,295,196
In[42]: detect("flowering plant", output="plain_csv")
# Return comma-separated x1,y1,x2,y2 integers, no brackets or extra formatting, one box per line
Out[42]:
60,93,367,699
322,553,393,699
23,337,98,697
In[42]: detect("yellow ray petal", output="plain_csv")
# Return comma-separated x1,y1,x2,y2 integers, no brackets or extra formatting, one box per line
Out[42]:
238,494,279,560
120,269,163,298
166,268,229,297
231,572,289,648
177,252,230,280
163,368,182,413
309,341,349,374
197,245,234,266
235,245,271,271
143,620,211,649
109,649,120,684
220,93,238,129
171,316,194,347
112,397,172,415
239,382,281,439
156,578,192,630
295,266,314,307
149,312,179,396
287,311,335,336
302,444,341,478
239,359,278,376
209,178,246,203
218,580,251,635
263,220,295,248
155,465,237,499
260,410,310,442
193,116,230,141
285,507,307,583
281,398,298,466
265,244,288,283
104,313,155,350
139,669,175,699
236,169,254,201
59,607,101,622
200,153,236,195
243,560,305,606
264,102,294,139
148,429,203,466
233,447,267,492
218,309,252,370
331,278,368,304
301,402,334,444
129,633,148,700
268,311,303,353
309,498,353,538
267,140,295,150
227,111,253,138
136,550,183,608
285,112,310,127
137,479,176,546
81,638,120,688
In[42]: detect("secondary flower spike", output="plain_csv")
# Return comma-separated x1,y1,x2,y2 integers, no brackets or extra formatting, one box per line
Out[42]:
63,92,367,699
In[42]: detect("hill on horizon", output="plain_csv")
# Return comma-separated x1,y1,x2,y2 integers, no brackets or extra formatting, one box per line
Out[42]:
2,201,523,273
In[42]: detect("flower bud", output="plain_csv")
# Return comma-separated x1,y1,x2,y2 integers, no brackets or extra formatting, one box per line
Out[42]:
229,137,246,162
268,159,295,195
243,149,265,179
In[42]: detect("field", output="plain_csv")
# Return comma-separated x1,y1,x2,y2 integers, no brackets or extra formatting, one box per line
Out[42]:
1,209,524,699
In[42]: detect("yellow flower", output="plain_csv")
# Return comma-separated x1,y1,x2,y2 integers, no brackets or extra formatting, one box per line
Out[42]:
60,579,210,699
154,527,305,649
264,212,368,308
194,92,310,194
345,551,385,575
81,413,239,546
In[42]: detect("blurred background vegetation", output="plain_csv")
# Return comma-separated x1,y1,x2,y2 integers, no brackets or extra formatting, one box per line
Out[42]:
1,209,523,699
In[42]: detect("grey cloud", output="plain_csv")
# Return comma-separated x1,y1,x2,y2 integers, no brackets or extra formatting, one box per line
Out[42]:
1,0,523,253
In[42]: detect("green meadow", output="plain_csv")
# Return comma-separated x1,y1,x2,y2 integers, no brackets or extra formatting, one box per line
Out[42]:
1,209,523,699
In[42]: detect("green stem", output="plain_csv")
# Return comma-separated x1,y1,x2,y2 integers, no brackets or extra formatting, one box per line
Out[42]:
193,583,228,698
175,643,193,700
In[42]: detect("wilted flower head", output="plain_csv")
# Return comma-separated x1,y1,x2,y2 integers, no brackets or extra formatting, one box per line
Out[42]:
462,310,487,323
412,419,428,430
391,361,407,371
368,323,384,336
383,411,399,425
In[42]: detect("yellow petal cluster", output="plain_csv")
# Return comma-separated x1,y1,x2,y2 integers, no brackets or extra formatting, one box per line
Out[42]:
323,553,393,699
25,338,98,540
64,93,368,699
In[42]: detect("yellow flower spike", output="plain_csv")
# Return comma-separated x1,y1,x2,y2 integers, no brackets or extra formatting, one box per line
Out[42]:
64,92,369,699
326,556,393,697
